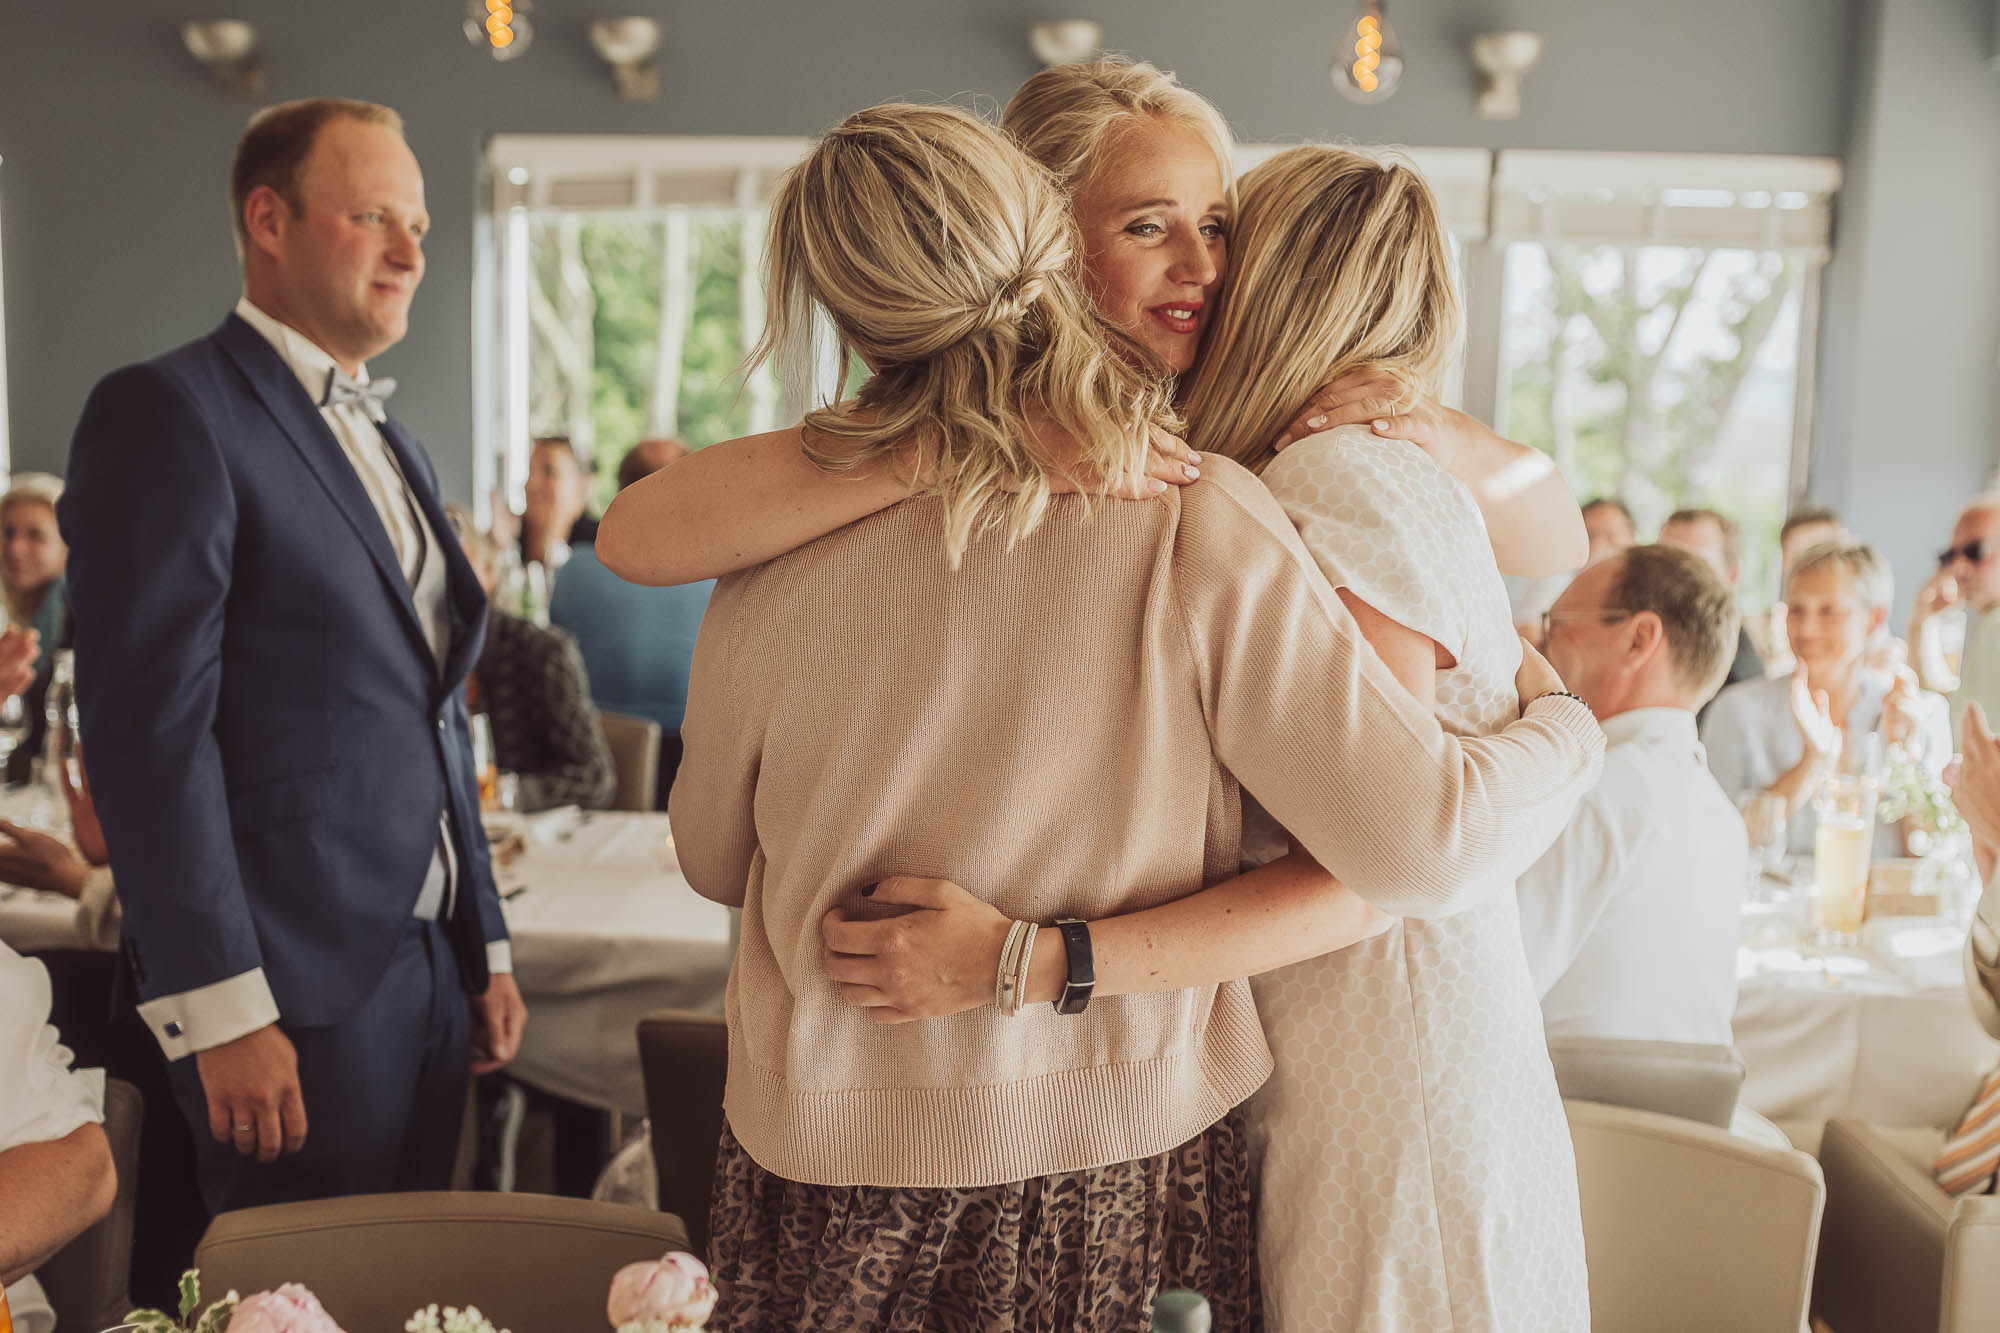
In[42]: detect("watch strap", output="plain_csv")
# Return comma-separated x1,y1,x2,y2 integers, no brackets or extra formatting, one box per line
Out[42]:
1053,917,1095,1015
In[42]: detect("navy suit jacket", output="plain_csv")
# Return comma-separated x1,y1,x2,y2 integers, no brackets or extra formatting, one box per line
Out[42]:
58,314,505,1029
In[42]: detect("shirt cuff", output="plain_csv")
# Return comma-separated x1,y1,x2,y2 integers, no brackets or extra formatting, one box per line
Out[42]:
72,865,120,953
486,940,513,975
137,968,282,1061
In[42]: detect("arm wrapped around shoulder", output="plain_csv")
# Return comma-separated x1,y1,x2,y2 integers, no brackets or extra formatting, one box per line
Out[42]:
1172,459,1604,917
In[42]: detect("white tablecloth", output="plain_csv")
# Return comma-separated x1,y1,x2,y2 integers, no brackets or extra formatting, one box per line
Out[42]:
0,804,735,1120
1734,908,1999,1128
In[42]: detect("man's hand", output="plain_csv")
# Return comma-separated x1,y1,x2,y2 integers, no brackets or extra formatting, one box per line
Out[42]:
58,752,109,867
470,973,527,1075
0,817,90,897
0,625,39,700
1952,704,2000,867
1789,667,1842,768
195,1023,307,1164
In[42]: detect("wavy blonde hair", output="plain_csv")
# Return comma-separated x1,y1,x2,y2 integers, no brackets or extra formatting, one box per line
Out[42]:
1179,147,1462,469
1002,57,1235,202
753,104,1174,565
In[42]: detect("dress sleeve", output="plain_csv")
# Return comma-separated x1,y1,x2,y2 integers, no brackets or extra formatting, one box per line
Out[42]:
1172,462,1603,917
1259,432,1485,658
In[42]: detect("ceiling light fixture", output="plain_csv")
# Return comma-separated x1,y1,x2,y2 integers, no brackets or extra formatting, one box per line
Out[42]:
181,20,266,98
464,0,533,61
1471,31,1545,120
1028,20,1101,67
1332,2,1403,104
589,17,662,100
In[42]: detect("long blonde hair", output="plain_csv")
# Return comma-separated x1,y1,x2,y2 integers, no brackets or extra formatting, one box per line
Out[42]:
1179,147,1462,468
1002,57,1235,202
753,103,1174,564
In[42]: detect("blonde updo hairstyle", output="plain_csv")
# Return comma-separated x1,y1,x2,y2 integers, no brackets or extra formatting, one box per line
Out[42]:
1179,147,1462,469
1002,57,1235,205
755,103,1174,564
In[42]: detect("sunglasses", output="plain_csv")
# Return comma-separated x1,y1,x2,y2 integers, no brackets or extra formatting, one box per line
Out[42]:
1938,539,1995,568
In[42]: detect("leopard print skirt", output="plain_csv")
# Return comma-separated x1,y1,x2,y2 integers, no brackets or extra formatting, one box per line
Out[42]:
707,1111,1263,1332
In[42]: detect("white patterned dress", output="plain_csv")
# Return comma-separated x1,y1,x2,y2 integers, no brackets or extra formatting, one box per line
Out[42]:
1243,426,1590,1332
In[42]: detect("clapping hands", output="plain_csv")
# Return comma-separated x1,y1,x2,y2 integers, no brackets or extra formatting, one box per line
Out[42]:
1789,667,1841,769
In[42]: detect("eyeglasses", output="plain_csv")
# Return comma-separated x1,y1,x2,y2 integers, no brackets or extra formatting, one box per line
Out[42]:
1538,608,1635,642
1938,539,1995,568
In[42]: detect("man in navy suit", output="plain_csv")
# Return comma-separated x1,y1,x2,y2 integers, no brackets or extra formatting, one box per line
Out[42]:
58,98,526,1209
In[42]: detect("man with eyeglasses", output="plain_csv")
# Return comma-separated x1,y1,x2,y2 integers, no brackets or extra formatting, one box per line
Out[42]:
1911,495,2000,743
1517,544,1747,1046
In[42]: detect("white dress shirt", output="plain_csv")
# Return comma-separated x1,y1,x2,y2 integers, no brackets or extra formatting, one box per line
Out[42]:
1951,605,2000,746
1,940,105,1332
1700,669,1953,859
1518,706,1747,1045
132,302,509,1061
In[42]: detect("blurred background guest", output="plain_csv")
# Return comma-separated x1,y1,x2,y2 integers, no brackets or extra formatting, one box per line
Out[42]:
549,441,711,804
491,436,598,578
450,512,616,812
0,474,70,784
1513,495,1638,644
1763,506,1848,674
1910,494,2000,742
1519,543,1745,1044
1703,541,1948,858
1658,507,1765,701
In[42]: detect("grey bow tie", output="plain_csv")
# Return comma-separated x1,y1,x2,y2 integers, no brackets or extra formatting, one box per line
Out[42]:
321,367,397,421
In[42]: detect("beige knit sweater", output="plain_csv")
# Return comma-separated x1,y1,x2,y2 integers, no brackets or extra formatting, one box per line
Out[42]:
671,455,1602,1189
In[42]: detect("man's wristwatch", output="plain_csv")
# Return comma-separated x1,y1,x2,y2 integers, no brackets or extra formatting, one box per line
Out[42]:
1053,918,1095,1015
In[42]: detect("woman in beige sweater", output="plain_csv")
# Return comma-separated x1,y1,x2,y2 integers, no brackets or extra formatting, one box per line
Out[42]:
633,104,1601,1331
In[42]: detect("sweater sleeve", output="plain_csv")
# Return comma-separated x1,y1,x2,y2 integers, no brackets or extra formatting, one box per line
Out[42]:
668,573,759,908
1172,463,1604,917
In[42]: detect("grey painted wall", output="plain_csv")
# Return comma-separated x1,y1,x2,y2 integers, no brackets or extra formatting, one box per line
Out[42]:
2,0,1858,499
1809,0,2000,621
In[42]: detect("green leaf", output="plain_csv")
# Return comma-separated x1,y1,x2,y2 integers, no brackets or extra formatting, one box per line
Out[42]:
179,1268,203,1323
193,1294,241,1333
121,1312,179,1333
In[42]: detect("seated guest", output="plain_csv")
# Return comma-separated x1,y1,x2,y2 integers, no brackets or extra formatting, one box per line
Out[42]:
450,513,616,812
1911,494,2000,740
1703,541,1950,858
1779,506,1844,584
1659,506,1764,698
548,441,712,801
1513,496,1637,644
492,436,599,580
1,474,72,784
1521,543,1746,1043
0,938,116,1333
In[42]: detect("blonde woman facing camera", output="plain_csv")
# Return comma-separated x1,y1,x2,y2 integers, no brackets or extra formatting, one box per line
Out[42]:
597,58,1586,587
805,149,1597,1332
651,106,1601,1331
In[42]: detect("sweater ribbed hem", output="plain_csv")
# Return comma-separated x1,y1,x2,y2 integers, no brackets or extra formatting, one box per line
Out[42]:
721,990,1276,1190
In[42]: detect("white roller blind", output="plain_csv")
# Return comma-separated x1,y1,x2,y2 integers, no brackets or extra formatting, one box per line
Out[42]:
488,134,809,213
1490,150,1841,257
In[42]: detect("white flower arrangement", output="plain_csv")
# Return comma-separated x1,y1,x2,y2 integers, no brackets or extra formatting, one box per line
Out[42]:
404,1303,512,1333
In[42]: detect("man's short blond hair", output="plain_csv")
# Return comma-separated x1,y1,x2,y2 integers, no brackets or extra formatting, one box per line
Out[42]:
1604,544,1741,701
230,98,403,257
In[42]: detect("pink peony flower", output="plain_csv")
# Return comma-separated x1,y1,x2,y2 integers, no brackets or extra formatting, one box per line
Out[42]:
606,1251,717,1330
227,1284,348,1333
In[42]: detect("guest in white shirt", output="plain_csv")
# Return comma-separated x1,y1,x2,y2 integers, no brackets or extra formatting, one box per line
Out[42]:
1703,540,1950,859
1520,543,1747,1043
1910,495,2000,745
0,940,116,1333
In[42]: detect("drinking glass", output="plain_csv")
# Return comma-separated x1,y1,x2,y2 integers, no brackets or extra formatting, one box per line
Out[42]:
0,692,28,782
1741,791,1790,901
470,713,499,810
1812,772,1877,943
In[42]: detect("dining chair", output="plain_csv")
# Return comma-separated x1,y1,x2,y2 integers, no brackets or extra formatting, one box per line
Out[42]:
37,1076,141,1333
194,1191,691,1333
637,1008,728,1259
598,710,662,813
1812,1114,2000,1333
1547,1035,1746,1129
1566,1098,1824,1333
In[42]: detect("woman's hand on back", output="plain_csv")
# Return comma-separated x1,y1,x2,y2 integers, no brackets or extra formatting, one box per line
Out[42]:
1514,638,1566,712
821,877,1016,1023
1271,366,1463,463
1045,426,1201,499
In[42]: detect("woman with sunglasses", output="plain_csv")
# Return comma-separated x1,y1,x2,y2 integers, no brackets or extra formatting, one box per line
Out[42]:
1703,540,1950,857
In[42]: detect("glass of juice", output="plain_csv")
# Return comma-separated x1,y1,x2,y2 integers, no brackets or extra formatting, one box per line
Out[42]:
1812,772,1877,943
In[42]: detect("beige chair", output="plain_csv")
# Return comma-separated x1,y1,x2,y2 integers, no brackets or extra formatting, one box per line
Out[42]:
637,1009,728,1260
1548,1035,1745,1129
1813,1115,2000,1333
1566,1098,1824,1332
38,1076,142,1332
599,710,662,812
195,1191,691,1333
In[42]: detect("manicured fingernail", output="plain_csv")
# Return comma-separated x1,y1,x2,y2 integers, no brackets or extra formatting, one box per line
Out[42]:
1186,452,1200,464
1149,477,1169,493
861,884,876,897
1183,464,1200,479
1306,415,1327,429
1372,419,1389,431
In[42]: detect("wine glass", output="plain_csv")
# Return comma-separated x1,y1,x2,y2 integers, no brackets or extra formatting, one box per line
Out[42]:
0,692,28,784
